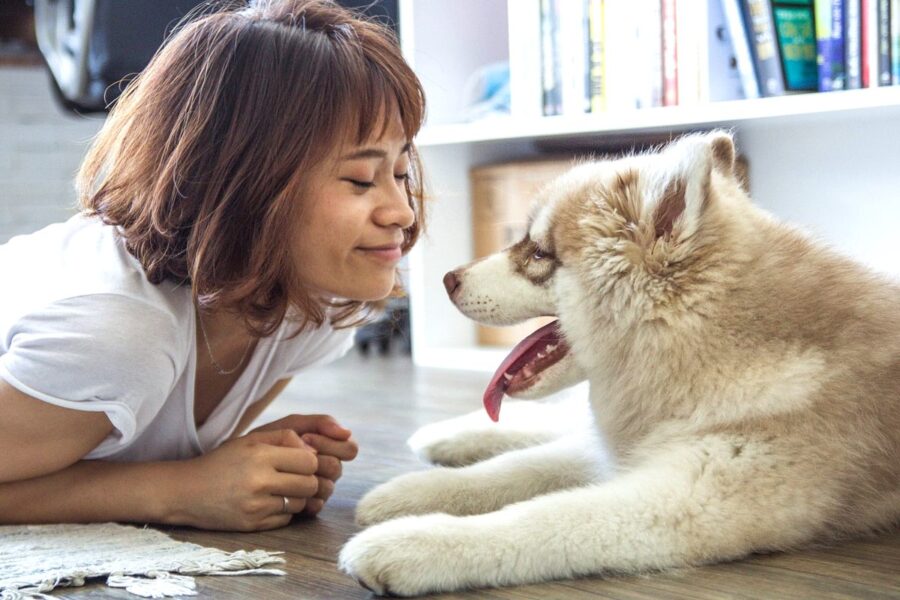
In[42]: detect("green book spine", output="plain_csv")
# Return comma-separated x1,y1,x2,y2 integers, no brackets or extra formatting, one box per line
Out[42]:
772,0,818,91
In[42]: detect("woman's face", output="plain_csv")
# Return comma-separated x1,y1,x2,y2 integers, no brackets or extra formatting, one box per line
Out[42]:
292,117,415,301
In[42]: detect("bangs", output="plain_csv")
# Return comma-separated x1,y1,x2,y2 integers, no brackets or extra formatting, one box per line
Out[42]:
318,19,425,148
351,58,424,145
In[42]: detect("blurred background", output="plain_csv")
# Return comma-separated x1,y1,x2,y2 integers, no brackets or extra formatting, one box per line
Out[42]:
1,0,899,372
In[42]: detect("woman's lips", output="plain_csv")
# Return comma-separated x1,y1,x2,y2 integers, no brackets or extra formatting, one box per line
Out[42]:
357,245,402,262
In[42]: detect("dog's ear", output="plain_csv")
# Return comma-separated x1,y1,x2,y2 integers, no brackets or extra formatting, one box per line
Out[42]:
646,131,734,240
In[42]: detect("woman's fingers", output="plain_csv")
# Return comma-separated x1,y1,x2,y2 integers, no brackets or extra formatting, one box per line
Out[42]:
314,476,335,501
315,455,343,480
302,498,325,517
269,472,319,499
268,445,318,475
256,511,295,531
301,433,358,461
274,494,308,515
258,414,352,441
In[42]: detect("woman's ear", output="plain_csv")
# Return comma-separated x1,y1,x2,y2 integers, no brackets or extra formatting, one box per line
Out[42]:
645,130,734,241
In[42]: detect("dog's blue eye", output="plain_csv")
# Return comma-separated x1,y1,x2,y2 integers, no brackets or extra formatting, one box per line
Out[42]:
533,249,549,261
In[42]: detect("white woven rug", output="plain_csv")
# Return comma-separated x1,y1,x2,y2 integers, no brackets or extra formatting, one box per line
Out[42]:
0,523,286,599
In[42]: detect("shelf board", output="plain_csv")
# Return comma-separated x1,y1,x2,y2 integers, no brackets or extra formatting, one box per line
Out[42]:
417,87,900,147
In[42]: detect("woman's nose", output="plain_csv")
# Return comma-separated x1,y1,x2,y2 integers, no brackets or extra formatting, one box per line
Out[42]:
375,183,415,229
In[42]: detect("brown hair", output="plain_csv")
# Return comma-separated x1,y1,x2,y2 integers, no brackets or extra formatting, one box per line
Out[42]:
77,0,426,337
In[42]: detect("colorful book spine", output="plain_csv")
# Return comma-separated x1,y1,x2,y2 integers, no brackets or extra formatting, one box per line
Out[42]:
815,0,846,91
862,0,874,86
740,0,786,95
877,0,892,85
845,0,863,88
721,0,761,97
771,0,818,91
662,0,679,105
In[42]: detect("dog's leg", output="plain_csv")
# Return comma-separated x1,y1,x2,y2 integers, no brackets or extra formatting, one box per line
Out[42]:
409,392,590,467
341,436,829,596
355,432,611,526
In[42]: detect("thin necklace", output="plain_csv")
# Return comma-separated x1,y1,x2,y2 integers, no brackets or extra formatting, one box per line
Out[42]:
197,310,253,376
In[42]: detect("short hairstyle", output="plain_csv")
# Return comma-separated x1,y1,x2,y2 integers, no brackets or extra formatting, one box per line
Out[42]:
77,0,426,337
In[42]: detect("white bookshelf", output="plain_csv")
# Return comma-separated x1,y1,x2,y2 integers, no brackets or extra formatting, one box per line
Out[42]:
399,0,900,371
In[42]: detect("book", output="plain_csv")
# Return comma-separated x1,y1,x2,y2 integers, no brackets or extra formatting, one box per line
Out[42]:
862,0,876,86
845,0,863,88
540,0,562,116
635,0,664,108
878,0,892,85
815,0,846,91
508,0,544,119
771,0,818,91
557,0,590,115
708,0,747,100
662,0,680,105
676,0,705,105
893,0,900,83
604,0,641,110
588,0,605,112
740,0,787,95
721,0,762,97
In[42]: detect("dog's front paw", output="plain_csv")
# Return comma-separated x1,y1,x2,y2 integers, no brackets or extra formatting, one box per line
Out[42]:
339,514,481,596
408,406,560,467
408,414,497,467
355,469,459,526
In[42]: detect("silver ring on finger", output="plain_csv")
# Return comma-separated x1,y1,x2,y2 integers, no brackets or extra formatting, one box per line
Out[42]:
282,496,290,513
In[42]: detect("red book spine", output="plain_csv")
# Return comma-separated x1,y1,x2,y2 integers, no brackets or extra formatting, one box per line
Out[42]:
662,0,678,105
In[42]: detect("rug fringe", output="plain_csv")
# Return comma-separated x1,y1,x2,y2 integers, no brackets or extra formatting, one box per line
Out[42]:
107,572,197,598
1,523,286,598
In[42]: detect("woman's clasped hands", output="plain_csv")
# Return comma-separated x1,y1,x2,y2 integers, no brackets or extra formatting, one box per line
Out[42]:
174,415,357,531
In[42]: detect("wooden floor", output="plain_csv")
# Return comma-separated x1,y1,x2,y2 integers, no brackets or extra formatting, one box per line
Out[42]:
61,351,899,599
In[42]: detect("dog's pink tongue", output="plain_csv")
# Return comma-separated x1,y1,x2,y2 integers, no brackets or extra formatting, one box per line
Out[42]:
483,321,560,422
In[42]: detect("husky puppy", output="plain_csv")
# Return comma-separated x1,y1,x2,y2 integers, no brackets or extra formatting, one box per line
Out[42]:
339,131,900,596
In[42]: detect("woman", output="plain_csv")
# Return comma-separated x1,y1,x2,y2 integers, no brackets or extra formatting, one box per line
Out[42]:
0,0,425,532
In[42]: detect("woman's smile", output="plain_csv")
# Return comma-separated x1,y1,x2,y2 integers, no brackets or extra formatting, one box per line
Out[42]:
356,242,404,264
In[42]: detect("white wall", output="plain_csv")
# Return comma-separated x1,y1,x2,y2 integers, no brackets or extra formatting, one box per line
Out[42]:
737,110,900,278
0,67,104,243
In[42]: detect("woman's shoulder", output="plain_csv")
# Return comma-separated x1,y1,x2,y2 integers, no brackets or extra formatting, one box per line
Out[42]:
0,214,193,336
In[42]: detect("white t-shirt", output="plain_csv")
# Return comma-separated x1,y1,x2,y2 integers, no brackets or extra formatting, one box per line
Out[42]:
0,215,354,462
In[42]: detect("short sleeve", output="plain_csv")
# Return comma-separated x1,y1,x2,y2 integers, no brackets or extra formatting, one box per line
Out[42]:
0,294,182,454
281,324,355,377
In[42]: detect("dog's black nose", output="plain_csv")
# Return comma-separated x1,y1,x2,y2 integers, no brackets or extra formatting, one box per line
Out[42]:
443,271,461,299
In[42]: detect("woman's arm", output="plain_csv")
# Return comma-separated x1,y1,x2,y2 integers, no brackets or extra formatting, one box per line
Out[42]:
0,380,320,530
0,457,183,525
0,428,320,531
0,379,113,483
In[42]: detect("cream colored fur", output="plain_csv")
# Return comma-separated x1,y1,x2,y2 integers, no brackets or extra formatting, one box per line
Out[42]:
339,131,900,596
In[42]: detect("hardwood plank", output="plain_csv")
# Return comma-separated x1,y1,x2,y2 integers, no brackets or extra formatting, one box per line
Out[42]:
53,352,900,599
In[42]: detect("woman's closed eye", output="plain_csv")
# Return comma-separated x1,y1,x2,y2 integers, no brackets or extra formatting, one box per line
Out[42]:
344,178,375,189
343,173,409,190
